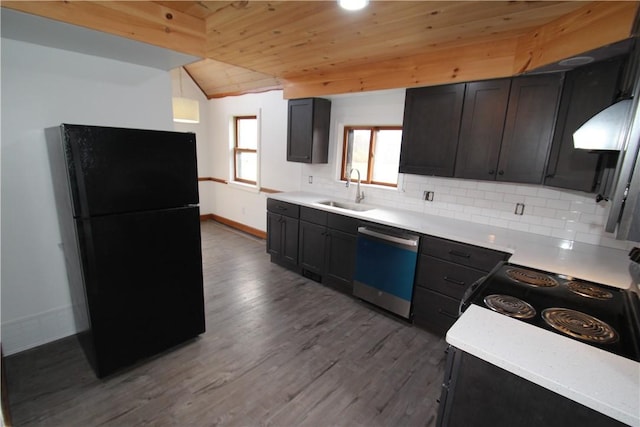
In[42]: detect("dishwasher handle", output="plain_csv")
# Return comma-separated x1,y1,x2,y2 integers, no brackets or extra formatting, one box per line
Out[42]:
358,226,419,248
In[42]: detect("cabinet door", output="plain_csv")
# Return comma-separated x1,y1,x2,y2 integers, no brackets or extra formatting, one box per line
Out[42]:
266,212,283,257
282,216,299,266
399,84,465,177
287,98,330,164
298,221,326,275
412,287,460,336
324,229,357,293
267,213,299,266
545,58,623,192
498,74,562,184
455,79,511,180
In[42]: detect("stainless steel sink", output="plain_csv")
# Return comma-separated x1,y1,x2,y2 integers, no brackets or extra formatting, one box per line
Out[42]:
318,200,375,212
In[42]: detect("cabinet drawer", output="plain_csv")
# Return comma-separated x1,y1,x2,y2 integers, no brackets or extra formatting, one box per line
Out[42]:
415,255,485,299
413,287,460,336
267,199,299,218
420,235,507,272
300,206,328,225
328,213,359,234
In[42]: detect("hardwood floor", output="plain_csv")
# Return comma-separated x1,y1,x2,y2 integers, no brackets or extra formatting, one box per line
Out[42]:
4,220,448,426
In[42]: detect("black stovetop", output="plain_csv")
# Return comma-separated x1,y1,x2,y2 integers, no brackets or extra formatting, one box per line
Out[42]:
462,262,640,362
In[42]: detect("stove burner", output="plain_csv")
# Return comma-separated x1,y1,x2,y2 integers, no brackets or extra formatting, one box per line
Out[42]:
566,281,613,300
505,268,559,288
542,308,618,344
484,294,536,319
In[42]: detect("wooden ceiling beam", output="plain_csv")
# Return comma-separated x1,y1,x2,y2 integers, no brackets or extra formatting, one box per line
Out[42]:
283,1,639,99
185,58,282,98
2,1,207,58
282,37,519,99
514,1,639,74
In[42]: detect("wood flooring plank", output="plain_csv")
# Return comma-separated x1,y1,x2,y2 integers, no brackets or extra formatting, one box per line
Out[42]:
4,220,447,426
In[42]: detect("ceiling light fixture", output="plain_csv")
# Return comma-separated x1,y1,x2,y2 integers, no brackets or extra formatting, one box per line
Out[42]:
338,0,368,11
558,56,594,67
173,67,200,124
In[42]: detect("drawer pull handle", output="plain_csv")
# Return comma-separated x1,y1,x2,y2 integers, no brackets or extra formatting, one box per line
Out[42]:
444,276,465,286
277,205,287,210
449,250,470,259
438,309,458,320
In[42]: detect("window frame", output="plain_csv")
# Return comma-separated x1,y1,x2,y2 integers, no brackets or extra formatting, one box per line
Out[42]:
233,115,258,185
340,125,402,188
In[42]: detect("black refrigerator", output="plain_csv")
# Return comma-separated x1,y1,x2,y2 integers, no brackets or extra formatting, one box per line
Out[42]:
51,124,205,378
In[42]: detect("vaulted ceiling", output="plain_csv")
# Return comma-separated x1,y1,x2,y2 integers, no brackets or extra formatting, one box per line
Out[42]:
3,1,639,99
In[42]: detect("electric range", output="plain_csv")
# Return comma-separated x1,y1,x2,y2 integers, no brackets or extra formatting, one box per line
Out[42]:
460,260,640,362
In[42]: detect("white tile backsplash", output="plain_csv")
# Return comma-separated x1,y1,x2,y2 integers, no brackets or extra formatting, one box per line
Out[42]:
302,171,637,250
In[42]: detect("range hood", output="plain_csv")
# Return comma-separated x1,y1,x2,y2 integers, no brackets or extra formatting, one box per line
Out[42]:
573,99,632,150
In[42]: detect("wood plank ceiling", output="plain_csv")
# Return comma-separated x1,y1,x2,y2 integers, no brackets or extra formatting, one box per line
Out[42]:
3,1,639,99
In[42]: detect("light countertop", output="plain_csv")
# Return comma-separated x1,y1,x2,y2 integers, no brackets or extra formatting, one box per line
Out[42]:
269,191,639,424
269,191,634,289
447,306,640,426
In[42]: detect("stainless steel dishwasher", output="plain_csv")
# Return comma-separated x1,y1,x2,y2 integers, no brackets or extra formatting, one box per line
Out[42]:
353,225,419,319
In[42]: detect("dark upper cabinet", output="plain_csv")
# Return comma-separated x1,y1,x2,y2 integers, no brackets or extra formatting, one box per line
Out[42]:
455,79,511,180
287,98,331,163
497,74,563,184
399,84,465,177
545,58,624,192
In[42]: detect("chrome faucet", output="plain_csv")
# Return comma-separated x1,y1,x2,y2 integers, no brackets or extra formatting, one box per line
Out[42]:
346,168,365,203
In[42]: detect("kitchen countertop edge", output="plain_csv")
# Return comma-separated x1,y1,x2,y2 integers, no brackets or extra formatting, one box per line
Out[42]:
269,191,639,423
268,191,633,289
447,306,640,427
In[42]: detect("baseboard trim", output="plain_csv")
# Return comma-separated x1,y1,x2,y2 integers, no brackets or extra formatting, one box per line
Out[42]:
202,214,266,239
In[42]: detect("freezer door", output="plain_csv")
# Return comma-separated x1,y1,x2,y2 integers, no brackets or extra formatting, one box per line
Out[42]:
62,124,199,217
76,206,205,377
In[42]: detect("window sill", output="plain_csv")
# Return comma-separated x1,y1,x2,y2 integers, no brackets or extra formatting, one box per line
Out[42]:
228,180,260,194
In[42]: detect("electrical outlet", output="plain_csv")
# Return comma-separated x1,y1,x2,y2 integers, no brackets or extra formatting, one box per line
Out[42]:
308,176,313,184
514,203,525,215
423,191,434,201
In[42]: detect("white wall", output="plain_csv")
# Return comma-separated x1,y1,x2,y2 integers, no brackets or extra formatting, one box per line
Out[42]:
170,68,214,215
1,38,174,354
207,91,301,231
301,89,638,250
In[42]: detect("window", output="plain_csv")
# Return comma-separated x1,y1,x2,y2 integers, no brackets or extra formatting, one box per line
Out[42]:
233,116,258,185
341,126,402,187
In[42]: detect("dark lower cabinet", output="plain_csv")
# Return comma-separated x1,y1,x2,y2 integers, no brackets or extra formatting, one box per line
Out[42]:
266,200,300,270
299,219,326,275
399,83,465,177
324,228,357,293
413,287,460,335
545,57,624,192
412,235,508,336
298,207,359,294
437,347,626,427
